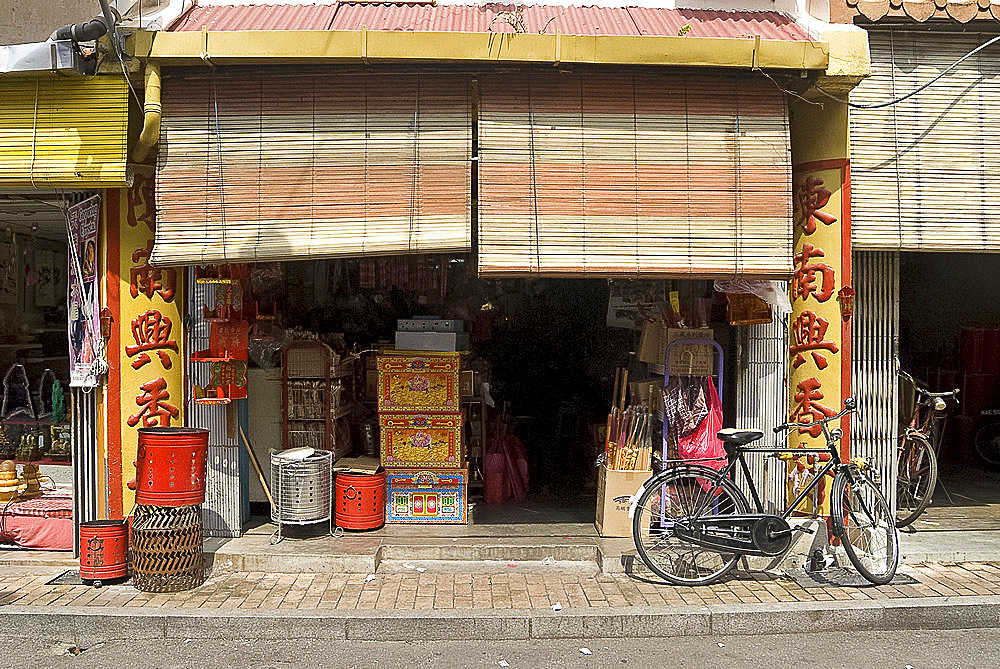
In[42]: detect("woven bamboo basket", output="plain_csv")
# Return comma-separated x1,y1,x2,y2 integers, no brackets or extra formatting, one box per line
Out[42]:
130,505,206,593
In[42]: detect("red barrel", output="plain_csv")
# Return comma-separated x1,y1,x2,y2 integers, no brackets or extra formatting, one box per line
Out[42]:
79,519,128,583
962,328,985,374
962,372,997,418
335,471,386,530
983,329,1000,376
127,427,209,507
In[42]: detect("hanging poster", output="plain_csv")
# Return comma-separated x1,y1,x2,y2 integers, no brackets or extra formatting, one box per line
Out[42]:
0,240,17,305
67,195,101,387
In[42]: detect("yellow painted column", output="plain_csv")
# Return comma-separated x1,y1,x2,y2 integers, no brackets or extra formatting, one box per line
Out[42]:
103,171,185,517
786,99,853,514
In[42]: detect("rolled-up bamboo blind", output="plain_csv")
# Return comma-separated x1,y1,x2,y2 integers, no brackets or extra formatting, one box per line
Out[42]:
477,72,792,278
152,71,472,266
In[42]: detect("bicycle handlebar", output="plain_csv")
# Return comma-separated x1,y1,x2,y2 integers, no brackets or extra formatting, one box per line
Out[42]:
900,370,960,402
773,397,856,434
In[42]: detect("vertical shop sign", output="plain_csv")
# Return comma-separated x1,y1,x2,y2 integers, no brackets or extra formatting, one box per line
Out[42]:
108,173,185,513
787,161,850,513
67,195,102,387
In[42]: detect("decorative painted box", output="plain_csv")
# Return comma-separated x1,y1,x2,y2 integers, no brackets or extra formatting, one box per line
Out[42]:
386,469,468,524
377,353,460,412
379,413,464,469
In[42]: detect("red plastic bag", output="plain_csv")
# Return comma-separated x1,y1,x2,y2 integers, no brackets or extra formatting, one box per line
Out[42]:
484,429,529,504
677,378,726,472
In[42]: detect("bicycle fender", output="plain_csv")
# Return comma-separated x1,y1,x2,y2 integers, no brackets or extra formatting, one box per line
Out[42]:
627,483,647,519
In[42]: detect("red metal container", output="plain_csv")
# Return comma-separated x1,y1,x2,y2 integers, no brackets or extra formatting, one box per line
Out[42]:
79,519,128,584
983,329,1000,376
961,328,985,374
335,471,386,530
127,427,209,507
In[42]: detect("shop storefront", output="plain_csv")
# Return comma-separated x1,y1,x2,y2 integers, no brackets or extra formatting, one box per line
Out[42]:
0,71,129,553
850,27,1000,492
103,3,868,541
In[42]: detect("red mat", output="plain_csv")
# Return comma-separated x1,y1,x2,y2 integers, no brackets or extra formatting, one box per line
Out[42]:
0,490,73,550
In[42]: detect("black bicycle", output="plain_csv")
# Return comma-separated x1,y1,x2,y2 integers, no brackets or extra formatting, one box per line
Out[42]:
630,398,899,586
895,371,959,527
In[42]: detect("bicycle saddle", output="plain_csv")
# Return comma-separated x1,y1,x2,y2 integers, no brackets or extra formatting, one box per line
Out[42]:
716,428,764,445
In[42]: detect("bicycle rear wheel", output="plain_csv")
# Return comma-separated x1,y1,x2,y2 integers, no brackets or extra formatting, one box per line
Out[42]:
631,465,749,586
895,432,937,527
974,422,1000,467
832,468,899,585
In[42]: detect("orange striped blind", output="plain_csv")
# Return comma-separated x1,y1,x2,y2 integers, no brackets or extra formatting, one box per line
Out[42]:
152,71,472,266
477,72,792,278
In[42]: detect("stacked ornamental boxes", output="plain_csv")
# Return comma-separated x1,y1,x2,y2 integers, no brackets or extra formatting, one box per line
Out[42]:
376,352,467,523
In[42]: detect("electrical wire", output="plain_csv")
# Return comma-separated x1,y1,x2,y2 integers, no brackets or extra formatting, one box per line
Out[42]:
817,33,1000,110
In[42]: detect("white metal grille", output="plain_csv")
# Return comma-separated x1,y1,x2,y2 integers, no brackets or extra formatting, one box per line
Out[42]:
734,304,789,513
851,251,900,505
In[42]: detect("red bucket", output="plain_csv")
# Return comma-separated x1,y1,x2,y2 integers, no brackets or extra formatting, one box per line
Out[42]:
127,427,209,507
335,471,386,530
80,519,129,583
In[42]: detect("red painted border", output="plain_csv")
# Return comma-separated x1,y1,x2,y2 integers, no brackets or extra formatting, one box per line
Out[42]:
840,161,853,461
106,189,123,519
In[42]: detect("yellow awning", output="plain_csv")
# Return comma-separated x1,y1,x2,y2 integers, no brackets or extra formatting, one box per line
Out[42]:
0,75,130,188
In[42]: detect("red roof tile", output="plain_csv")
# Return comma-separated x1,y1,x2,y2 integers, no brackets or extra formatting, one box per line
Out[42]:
169,3,813,41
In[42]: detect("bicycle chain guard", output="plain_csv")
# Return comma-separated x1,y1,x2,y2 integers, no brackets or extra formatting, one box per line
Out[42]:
674,514,793,557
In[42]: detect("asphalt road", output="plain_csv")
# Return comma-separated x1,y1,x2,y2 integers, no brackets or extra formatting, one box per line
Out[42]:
3,629,999,669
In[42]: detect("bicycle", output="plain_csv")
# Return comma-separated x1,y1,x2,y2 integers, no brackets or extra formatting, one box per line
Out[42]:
895,371,959,528
629,397,900,586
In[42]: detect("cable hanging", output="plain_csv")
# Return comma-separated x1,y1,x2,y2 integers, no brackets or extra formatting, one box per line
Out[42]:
817,34,1000,110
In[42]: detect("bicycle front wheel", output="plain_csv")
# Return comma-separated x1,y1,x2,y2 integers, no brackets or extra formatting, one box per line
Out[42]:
832,468,899,585
895,432,937,527
631,465,749,586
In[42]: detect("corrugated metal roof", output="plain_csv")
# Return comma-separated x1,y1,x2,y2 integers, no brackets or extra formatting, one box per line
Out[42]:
627,7,810,40
168,4,338,31
169,3,813,41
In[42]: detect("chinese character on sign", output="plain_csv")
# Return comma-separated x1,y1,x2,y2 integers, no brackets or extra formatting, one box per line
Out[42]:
127,377,179,427
791,377,836,438
130,240,176,302
792,243,835,303
796,176,837,234
790,311,840,370
126,173,156,233
125,309,179,370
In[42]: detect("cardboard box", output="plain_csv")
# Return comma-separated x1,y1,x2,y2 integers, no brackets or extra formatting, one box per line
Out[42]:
397,319,465,333
640,325,714,375
394,331,470,352
595,465,652,538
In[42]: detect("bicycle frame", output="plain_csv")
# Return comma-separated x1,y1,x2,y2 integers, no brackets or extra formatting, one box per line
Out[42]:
703,424,847,521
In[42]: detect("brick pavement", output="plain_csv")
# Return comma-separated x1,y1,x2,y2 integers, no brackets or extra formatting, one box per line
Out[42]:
2,562,999,612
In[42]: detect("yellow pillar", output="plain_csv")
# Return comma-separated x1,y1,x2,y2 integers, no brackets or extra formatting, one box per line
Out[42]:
103,171,185,517
786,98,852,514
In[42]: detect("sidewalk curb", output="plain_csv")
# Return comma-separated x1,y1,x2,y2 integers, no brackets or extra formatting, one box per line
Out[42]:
3,596,999,643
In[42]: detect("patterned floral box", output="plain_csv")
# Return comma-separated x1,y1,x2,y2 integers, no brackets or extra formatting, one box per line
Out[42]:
386,469,468,524
376,353,460,412
379,413,464,469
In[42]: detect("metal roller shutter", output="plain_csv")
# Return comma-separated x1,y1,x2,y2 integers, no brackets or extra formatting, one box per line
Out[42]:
153,71,472,266
851,29,1000,250
0,75,129,188
477,72,792,277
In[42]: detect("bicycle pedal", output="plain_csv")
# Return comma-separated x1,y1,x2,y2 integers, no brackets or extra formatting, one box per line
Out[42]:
793,525,816,535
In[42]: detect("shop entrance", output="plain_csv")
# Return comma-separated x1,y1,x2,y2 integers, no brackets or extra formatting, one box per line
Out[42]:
897,251,1000,531
0,191,77,551
231,257,762,530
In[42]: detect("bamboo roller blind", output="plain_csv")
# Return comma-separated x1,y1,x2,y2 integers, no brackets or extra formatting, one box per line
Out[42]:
476,73,793,278
851,30,1000,251
0,75,128,187
152,72,472,266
